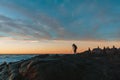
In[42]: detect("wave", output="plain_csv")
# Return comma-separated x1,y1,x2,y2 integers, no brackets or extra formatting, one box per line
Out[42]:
0,54,37,64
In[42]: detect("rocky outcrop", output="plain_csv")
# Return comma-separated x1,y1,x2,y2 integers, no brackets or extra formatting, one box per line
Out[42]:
0,54,120,80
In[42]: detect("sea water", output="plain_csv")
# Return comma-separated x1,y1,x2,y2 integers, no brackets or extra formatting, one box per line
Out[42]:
0,54,37,64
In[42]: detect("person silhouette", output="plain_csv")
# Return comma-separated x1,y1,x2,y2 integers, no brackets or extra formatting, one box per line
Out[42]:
72,43,77,54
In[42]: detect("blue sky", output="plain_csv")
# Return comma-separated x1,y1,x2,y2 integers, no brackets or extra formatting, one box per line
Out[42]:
0,0,120,41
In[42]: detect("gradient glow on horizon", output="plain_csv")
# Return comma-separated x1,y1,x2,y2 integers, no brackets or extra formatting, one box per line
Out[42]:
0,0,120,54
0,39,120,54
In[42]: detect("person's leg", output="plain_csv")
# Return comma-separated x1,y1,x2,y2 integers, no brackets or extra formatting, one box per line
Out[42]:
73,49,75,54
74,49,76,54
76,48,77,53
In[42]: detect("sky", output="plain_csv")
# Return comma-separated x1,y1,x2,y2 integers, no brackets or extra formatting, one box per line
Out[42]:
0,0,120,54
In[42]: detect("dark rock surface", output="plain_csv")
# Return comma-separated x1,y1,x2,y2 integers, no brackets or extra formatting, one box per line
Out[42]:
0,53,120,80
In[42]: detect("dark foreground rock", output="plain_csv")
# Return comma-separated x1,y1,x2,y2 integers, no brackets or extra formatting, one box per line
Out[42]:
0,54,120,80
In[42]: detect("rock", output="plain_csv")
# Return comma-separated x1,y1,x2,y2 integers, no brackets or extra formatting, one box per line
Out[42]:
0,62,7,72
19,60,31,76
9,73,23,80
22,60,81,80
0,53,120,80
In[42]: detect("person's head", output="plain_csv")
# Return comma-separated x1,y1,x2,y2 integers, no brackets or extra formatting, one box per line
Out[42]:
73,43,75,45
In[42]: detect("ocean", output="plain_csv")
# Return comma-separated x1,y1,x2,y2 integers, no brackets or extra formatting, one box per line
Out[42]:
0,54,37,64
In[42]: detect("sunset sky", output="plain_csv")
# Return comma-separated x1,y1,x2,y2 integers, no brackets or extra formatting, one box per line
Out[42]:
0,0,120,54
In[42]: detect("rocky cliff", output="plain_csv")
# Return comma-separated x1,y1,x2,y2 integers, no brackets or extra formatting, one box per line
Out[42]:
0,53,120,80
